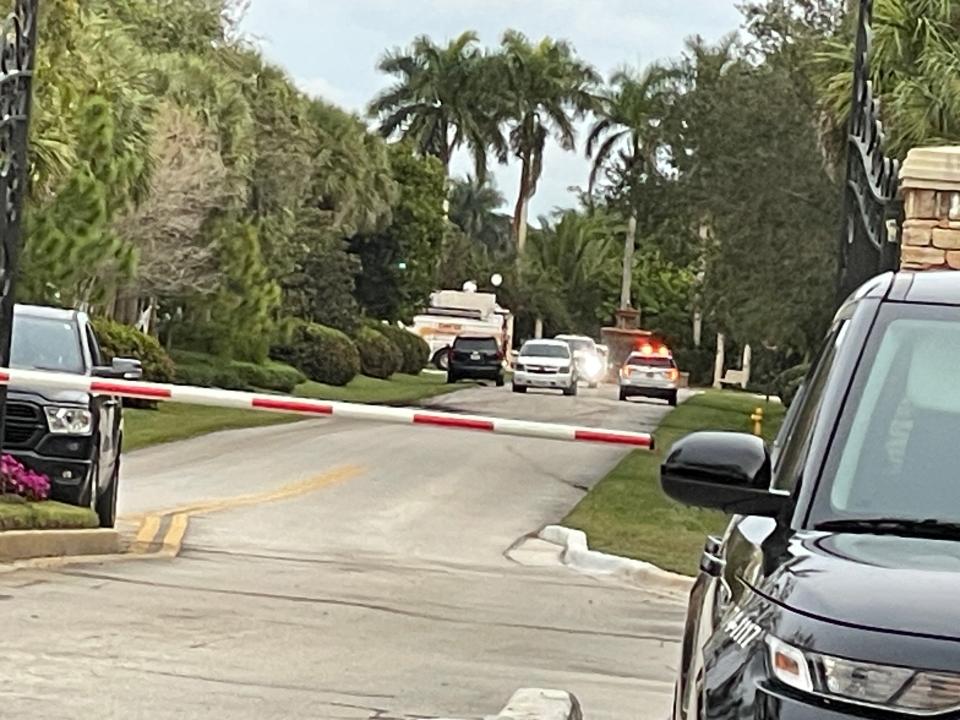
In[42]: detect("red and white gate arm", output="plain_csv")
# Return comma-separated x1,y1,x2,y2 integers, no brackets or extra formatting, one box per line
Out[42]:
0,368,654,449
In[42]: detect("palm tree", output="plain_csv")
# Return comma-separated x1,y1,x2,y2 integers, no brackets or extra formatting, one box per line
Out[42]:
586,64,674,311
497,31,600,254
368,31,502,179
447,174,512,251
813,0,960,161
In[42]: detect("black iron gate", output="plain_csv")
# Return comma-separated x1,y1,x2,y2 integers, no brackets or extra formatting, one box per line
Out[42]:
0,0,39,461
838,0,902,302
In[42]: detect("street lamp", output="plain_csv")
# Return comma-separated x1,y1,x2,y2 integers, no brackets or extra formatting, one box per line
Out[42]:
491,273,503,288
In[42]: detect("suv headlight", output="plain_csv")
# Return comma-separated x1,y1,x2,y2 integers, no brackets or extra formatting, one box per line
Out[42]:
44,407,93,436
767,636,960,714
581,356,602,377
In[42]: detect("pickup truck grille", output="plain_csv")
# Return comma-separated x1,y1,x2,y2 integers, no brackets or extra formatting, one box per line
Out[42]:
3,401,44,449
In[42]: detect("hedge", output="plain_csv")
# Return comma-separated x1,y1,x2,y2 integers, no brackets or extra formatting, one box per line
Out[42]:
372,323,430,375
92,318,175,383
354,327,402,380
273,322,360,387
171,350,306,393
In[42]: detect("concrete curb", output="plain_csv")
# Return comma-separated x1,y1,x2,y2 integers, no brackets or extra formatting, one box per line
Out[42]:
539,525,693,594
488,688,582,720
0,528,119,563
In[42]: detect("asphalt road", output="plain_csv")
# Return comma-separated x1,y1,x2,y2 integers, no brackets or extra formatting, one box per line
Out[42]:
0,383,689,720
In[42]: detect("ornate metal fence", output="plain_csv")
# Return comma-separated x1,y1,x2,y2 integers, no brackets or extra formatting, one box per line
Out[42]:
838,0,903,301
0,0,39,459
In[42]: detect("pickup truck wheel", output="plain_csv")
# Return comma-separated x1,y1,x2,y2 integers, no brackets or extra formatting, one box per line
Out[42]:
96,460,119,528
668,391,679,407
619,389,629,402
495,374,505,387
446,371,458,384
512,383,526,394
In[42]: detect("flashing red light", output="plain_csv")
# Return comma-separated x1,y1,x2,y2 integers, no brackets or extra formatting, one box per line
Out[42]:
634,339,672,358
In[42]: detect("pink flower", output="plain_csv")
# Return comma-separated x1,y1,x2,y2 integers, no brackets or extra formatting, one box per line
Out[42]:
1,454,50,501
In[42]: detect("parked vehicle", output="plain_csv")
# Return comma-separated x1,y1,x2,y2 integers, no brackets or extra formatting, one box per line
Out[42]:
555,334,603,388
664,271,960,720
618,344,679,406
408,289,513,370
5,304,142,527
512,339,576,396
446,335,504,386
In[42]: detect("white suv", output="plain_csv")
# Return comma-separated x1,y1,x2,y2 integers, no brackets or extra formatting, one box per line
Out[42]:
619,349,679,406
513,339,577,396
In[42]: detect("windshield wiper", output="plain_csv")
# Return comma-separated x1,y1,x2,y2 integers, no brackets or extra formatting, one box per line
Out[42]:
815,517,960,539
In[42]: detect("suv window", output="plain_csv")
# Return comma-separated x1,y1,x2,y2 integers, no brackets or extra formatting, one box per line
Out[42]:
813,304,960,524
771,321,848,492
520,343,569,359
627,355,675,368
454,336,498,352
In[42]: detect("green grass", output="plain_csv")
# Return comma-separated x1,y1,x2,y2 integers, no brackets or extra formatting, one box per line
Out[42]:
563,390,786,576
124,371,462,452
0,498,98,531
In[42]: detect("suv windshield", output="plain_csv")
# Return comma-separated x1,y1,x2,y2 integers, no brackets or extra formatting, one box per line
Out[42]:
454,337,498,352
520,343,569,359
814,304,960,524
10,314,85,374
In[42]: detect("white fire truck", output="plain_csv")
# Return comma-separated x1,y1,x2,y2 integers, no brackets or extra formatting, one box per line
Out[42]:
407,289,514,370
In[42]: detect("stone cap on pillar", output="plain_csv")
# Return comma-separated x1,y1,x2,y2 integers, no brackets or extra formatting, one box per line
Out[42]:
900,146,960,192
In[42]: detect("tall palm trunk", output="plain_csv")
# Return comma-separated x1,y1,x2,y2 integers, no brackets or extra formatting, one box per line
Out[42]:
620,212,637,309
512,153,532,258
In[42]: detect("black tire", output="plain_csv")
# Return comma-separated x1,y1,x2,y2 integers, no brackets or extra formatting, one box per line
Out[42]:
512,383,526,394
619,388,629,402
446,371,457,384
433,349,450,371
669,391,679,407
495,374,505,387
588,382,598,389
96,458,119,528
563,382,578,397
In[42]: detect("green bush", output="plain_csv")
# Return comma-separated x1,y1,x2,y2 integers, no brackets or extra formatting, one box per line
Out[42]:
273,322,360,386
170,350,306,392
354,327,402,380
234,360,305,393
372,323,430,375
92,318,175,383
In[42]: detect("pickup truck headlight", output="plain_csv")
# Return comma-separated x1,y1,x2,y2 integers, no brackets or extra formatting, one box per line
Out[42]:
44,407,93,436
767,636,960,714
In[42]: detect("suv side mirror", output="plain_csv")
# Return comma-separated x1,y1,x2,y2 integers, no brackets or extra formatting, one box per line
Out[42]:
94,357,143,381
660,432,787,517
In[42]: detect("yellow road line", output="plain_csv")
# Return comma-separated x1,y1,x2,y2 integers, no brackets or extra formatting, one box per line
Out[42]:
162,513,189,553
131,514,162,554
130,464,364,556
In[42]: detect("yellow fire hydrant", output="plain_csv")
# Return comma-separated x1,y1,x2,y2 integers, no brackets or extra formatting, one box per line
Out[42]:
751,407,764,437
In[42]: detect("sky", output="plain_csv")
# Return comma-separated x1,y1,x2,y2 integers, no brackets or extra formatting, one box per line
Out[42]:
240,0,744,220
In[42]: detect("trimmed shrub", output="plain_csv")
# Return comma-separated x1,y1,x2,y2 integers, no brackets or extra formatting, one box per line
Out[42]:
92,318,175,383
373,324,430,375
273,322,360,386
170,350,306,393
354,327,402,380
234,360,305,393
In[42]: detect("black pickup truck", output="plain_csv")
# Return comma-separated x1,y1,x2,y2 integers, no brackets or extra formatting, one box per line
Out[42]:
5,304,141,527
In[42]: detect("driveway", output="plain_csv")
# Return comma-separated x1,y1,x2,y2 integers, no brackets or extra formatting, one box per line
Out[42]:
0,384,688,720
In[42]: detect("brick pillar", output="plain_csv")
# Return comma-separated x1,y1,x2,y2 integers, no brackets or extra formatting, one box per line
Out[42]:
900,146,960,271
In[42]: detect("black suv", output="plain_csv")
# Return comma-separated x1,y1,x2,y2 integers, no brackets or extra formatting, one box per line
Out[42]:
447,335,505,386
663,272,960,720
5,304,141,527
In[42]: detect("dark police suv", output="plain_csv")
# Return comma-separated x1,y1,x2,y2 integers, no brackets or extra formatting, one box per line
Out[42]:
663,272,960,720
6,304,141,528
